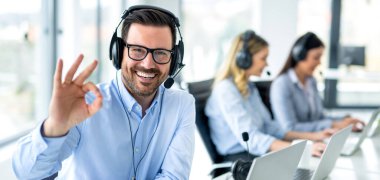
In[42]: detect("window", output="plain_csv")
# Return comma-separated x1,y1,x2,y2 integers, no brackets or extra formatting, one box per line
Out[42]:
0,0,41,142
182,0,255,82
337,0,380,106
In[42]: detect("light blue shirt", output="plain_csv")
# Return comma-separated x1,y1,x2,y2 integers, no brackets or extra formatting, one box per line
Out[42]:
12,72,195,180
270,69,340,132
205,78,285,156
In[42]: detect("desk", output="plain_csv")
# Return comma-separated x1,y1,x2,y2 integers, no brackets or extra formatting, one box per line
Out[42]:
213,133,380,180
334,135,380,174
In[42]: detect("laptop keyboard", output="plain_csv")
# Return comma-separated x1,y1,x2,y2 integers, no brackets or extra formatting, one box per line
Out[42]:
341,143,355,155
341,136,360,155
294,168,313,180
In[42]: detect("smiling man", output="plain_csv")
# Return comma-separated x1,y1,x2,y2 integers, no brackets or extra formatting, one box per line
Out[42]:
12,5,195,180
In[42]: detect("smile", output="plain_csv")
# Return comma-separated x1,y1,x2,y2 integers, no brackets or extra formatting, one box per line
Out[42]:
136,71,157,78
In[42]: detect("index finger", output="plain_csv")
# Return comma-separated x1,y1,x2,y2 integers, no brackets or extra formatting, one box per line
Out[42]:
73,60,98,85
64,54,84,83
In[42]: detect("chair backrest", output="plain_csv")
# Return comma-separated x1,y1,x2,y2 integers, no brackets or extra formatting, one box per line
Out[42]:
254,80,273,119
187,79,224,163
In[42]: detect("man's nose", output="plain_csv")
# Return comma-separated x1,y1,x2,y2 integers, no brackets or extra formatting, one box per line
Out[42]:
140,52,156,69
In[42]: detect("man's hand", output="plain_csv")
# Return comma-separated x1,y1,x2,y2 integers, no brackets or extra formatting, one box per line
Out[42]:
43,54,103,137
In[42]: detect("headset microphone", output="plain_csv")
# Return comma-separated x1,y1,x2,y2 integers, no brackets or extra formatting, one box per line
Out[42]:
242,132,250,159
266,70,271,76
164,63,185,89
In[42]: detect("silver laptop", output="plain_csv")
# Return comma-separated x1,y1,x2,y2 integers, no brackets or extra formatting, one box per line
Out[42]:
367,115,380,137
246,140,307,180
294,125,352,180
341,108,380,156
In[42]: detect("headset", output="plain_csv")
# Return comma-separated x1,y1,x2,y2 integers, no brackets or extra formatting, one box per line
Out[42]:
231,159,252,180
109,5,185,88
291,32,316,62
236,30,256,70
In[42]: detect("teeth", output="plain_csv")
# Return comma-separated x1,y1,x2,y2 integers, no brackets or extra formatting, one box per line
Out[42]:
136,71,156,78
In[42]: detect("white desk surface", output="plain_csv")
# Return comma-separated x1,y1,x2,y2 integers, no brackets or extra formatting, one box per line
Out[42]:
330,132,380,174
213,132,380,180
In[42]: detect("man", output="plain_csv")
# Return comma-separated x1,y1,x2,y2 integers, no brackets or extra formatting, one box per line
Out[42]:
13,5,195,180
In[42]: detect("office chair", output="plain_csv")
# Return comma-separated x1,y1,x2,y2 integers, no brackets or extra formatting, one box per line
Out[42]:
187,79,232,178
254,80,274,119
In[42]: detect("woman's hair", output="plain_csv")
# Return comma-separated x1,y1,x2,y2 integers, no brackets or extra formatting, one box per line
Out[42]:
214,31,268,98
278,32,324,75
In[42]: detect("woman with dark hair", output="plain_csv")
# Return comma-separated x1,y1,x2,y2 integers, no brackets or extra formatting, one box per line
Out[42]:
270,32,364,132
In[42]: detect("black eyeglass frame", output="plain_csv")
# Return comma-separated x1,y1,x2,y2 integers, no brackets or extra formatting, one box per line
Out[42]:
124,43,174,64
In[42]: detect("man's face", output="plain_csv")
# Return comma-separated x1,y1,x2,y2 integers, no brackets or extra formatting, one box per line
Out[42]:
121,23,172,97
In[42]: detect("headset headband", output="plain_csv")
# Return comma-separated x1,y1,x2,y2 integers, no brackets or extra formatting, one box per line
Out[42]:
121,5,180,27
113,5,182,41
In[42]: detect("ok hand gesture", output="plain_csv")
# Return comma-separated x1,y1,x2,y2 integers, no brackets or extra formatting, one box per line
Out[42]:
43,54,103,137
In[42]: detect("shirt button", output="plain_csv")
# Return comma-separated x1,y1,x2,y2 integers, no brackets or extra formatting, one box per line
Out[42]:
135,148,140,153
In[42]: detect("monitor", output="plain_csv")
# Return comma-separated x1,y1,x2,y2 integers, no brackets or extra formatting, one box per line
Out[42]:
339,46,365,66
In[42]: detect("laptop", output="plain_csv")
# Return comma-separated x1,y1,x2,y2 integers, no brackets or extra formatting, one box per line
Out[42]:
341,108,380,156
294,125,352,180
367,116,380,137
246,140,307,180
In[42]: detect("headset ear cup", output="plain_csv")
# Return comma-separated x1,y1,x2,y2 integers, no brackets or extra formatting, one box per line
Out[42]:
236,49,252,70
111,37,125,70
169,45,179,76
109,33,118,68
231,159,252,180
292,45,306,62
169,40,184,76
236,30,255,70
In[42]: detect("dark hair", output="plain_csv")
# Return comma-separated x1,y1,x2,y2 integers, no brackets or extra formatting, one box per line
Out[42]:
278,32,324,75
121,9,177,47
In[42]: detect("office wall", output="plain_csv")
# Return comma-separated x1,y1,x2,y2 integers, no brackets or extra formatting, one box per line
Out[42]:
254,0,298,76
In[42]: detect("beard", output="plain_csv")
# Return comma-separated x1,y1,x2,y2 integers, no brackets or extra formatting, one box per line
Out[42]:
122,65,166,97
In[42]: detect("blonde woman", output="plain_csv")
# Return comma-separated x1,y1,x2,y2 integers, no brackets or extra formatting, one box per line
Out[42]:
205,30,332,161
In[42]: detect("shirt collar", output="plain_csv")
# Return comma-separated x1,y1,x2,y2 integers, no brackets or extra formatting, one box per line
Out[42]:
116,71,163,113
288,68,315,91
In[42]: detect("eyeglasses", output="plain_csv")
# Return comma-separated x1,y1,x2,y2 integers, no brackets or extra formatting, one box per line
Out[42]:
125,43,173,64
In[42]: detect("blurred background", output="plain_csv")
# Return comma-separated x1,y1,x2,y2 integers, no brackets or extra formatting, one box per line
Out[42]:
1,0,380,179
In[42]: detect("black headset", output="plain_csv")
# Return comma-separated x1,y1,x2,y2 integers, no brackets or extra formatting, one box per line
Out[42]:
291,32,316,62
109,5,184,77
236,30,256,70
231,159,252,180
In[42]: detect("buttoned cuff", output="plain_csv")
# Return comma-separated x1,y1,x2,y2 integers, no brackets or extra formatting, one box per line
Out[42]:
31,121,68,159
